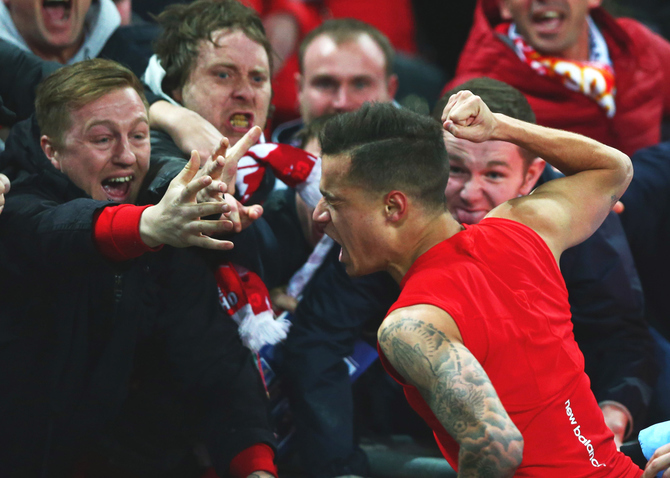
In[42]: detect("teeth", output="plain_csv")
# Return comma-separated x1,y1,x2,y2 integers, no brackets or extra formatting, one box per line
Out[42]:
230,114,249,128
107,176,133,183
540,11,560,19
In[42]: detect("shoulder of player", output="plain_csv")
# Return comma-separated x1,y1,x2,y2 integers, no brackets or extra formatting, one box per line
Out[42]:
379,305,463,345
485,193,564,261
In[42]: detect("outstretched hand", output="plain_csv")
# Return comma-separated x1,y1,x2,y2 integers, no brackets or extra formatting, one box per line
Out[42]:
223,193,263,233
642,442,670,478
139,151,237,250
441,90,497,143
196,126,262,203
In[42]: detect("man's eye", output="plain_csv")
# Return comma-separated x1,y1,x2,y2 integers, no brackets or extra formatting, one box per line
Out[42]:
313,78,337,90
352,78,371,89
449,165,465,174
217,72,229,79
486,171,505,180
93,137,110,144
252,74,267,83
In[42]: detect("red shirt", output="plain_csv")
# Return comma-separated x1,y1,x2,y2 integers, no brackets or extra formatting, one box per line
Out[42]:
379,218,642,477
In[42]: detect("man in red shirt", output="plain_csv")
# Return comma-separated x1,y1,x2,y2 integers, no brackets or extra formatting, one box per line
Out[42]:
312,95,667,476
437,78,657,450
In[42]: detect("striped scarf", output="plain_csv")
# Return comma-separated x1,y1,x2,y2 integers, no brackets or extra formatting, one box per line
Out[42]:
499,17,616,117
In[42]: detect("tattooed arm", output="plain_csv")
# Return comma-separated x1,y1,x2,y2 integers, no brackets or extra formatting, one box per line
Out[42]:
378,305,523,478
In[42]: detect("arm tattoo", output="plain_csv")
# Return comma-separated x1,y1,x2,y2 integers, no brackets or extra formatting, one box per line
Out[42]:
379,317,523,477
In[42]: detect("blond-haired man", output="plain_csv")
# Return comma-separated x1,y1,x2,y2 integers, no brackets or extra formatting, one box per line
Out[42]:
0,58,277,478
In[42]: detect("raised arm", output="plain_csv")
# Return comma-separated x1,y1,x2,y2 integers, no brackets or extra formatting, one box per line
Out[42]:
442,91,633,260
378,306,523,477
149,100,224,161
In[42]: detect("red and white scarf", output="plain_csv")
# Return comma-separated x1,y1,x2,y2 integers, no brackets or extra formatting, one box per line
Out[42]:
498,17,616,118
215,263,291,352
216,140,322,352
237,142,321,207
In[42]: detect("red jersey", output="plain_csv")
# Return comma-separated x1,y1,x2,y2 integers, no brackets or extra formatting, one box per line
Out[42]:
378,217,642,477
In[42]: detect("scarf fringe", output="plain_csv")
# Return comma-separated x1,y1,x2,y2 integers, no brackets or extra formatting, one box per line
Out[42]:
238,311,292,352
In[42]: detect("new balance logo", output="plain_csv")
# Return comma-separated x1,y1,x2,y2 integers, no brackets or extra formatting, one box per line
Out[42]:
565,399,606,468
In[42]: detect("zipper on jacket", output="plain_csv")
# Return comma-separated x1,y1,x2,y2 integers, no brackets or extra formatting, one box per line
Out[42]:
113,274,123,304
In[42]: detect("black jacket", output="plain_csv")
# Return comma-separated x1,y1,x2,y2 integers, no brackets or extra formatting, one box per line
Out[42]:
0,119,276,477
621,141,670,342
0,40,60,127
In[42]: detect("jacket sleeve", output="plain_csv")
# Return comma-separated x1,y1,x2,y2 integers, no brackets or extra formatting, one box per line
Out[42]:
158,248,276,476
0,40,60,125
0,188,117,273
560,211,658,434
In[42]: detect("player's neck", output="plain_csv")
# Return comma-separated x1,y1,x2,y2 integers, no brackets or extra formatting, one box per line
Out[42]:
386,212,463,283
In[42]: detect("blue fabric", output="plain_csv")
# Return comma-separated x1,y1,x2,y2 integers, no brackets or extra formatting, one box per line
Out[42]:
639,419,670,477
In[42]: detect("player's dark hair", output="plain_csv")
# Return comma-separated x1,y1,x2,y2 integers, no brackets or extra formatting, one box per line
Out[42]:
320,103,449,210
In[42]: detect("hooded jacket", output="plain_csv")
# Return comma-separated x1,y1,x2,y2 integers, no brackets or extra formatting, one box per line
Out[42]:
446,0,670,156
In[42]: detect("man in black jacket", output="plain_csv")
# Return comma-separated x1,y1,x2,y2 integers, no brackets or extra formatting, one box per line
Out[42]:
0,59,277,478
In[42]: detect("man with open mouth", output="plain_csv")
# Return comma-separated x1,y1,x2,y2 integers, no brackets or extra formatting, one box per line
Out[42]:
143,0,272,188
310,94,670,478
445,0,670,157
439,77,657,451
0,0,120,64
0,58,278,477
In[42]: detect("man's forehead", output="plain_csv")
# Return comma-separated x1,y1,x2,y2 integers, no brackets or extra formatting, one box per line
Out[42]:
195,28,269,68
68,88,148,131
445,134,525,168
320,154,351,189
321,153,351,177
304,33,387,75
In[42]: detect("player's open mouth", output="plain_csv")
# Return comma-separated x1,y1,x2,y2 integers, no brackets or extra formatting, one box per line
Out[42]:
531,10,565,34
229,113,253,130
43,0,72,24
102,175,133,202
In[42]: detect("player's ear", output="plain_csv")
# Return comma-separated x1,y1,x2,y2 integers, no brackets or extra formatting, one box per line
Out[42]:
520,158,546,195
41,135,61,170
386,74,399,100
171,87,183,104
384,190,407,222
